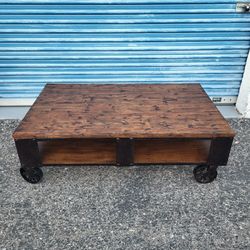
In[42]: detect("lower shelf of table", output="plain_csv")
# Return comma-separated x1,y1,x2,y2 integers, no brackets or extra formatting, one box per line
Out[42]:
38,138,211,165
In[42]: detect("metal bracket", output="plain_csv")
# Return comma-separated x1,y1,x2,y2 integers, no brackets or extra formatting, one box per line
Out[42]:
116,138,134,166
236,2,250,13
208,137,234,166
15,139,42,170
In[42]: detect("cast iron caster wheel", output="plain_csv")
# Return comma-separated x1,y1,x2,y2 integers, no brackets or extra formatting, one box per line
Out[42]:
20,167,43,184
193,165,217,184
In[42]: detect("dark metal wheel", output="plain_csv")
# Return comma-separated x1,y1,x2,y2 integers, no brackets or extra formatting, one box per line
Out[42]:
193,165,217,184
20,167,43,184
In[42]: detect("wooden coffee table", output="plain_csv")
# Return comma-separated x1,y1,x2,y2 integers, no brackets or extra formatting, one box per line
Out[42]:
13,84,235,184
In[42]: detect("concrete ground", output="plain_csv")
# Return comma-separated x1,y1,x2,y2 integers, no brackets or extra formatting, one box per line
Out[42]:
0,119,249,250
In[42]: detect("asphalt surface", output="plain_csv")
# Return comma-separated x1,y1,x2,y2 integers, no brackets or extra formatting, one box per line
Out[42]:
0,119,249,250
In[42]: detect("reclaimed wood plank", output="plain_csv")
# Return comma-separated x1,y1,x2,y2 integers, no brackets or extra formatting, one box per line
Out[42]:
38,138,210,165
13,84,235,139
39,139,116,165
134,139,210,164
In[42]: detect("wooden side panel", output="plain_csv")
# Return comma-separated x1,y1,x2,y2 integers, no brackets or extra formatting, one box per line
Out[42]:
38,138,211,165
38,139,116,165
134,139,211,164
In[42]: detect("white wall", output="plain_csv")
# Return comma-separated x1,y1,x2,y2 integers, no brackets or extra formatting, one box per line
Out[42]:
236,51,250,118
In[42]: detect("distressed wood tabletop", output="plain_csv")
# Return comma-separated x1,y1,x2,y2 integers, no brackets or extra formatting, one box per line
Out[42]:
13,84,235,139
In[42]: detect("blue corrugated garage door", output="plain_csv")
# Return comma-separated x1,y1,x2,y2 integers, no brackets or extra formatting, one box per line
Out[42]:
0,0,250,103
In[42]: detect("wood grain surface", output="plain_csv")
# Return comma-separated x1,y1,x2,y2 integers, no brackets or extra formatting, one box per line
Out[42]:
38,139,116,165
134,139,210,164
13,84,235,139
38,138,210,165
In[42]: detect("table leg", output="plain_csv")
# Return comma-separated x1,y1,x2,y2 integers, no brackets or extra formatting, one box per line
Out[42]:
15,139,43,184
193,137,234,183
208,137,234,166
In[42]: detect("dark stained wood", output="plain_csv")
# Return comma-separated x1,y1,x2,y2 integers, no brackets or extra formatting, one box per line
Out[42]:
208,137,234,166
13,84,235,140
15,139,42,169
116,138,134,166
38,139,116,165
134,139,211,164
